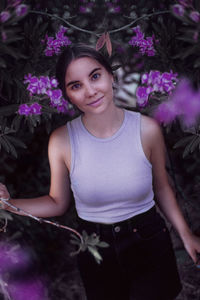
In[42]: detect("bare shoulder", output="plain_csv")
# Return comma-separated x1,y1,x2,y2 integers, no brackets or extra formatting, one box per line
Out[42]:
48,124,71,169
141,114,163,143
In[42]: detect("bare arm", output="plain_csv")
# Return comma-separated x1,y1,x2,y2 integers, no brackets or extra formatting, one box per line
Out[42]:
0,125,71,218
141,115,200,264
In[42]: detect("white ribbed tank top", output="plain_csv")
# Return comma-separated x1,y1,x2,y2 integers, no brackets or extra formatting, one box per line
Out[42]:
67,109,155,223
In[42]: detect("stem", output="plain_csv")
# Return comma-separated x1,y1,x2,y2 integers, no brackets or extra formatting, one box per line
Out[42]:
29,10,98,36
29,10,170,35
0,198,83,245
109,10,171,34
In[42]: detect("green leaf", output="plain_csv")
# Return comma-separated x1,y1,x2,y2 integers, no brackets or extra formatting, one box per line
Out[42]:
183,136,198,158
11,115,23,131
0,136,18,158
97,241,109,248
173,135,194,149
0,58,6,68
190,136,200,153
194,58,200,68
6,135,27,149
87,246,102,264
0,105,19,116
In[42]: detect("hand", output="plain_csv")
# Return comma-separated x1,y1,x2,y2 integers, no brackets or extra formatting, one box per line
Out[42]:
183,233,200,267
0,183,10,209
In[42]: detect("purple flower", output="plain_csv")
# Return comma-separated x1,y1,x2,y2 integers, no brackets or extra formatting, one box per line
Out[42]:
55,99,70,113
154,102,177,124
30,103,42,115
15,4,28,17
193,31,199,41
0,243,31,272
47,89,62,104
79,5,87,13
114,6,121,13
18,104,31,116
1,31,7,41
129,26,156,57
154,79,200,126
8,278,46,300
24,74,59,96
136,70,178,108
0,11,11,23
189,11,200,23
136,86,152,107
44,26,71,57
172,4,185,17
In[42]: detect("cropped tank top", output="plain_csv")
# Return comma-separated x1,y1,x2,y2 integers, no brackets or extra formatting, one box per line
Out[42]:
67,109,155,223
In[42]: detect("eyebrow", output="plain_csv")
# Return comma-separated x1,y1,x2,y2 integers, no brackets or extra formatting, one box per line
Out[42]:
66,67,102,87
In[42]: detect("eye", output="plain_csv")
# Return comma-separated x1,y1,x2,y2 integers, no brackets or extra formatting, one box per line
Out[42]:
71,83,81,90
91,73,100,80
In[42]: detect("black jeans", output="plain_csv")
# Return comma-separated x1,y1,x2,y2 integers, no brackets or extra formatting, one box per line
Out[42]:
77,206,182,300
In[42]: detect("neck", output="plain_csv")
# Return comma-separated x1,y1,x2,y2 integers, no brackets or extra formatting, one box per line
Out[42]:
81,104,124,138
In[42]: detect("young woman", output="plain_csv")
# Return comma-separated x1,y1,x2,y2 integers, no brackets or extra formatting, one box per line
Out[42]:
1,44,200,300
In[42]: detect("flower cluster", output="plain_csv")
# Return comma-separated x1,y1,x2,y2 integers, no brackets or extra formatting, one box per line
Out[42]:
129,26,156,57
21,74,70,115
0,1,28,23
43,25,71,57
136,70,178,107
154,79,200,126
18,103,42,116
171,1,200,23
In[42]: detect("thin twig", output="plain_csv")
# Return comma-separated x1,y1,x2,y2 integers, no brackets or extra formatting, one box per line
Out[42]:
0,198,83,244
29,10,170,35
29,10,98,36
109,10,171,34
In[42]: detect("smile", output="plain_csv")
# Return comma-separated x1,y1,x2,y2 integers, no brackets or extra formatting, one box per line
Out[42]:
87,96,104,107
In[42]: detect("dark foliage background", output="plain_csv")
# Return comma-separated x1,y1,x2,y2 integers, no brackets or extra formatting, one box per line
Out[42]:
1,0,200,299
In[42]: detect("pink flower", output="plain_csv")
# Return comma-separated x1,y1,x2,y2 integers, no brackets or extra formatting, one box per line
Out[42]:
0,11,11,23
172,4,185,17
189,11,200,23
15,4,28,17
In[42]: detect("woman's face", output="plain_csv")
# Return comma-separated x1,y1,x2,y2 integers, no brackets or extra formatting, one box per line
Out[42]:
65,57,114,115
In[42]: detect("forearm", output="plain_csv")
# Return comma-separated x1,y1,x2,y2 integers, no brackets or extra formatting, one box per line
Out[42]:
155,186,192,243
4,195,66,218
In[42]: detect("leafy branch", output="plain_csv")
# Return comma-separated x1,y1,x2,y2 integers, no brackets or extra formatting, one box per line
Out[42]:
0,198,109,264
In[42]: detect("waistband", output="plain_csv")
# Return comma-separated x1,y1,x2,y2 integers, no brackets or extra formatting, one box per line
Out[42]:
77,206,157,231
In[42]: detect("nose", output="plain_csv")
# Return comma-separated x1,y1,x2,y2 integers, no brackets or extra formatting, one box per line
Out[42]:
84,82,97,97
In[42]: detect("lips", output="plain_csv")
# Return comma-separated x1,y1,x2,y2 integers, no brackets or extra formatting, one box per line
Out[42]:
87,96,104,106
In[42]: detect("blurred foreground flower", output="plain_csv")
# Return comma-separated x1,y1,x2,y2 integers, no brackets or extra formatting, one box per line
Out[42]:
154,78,200,126
0,242,46,300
